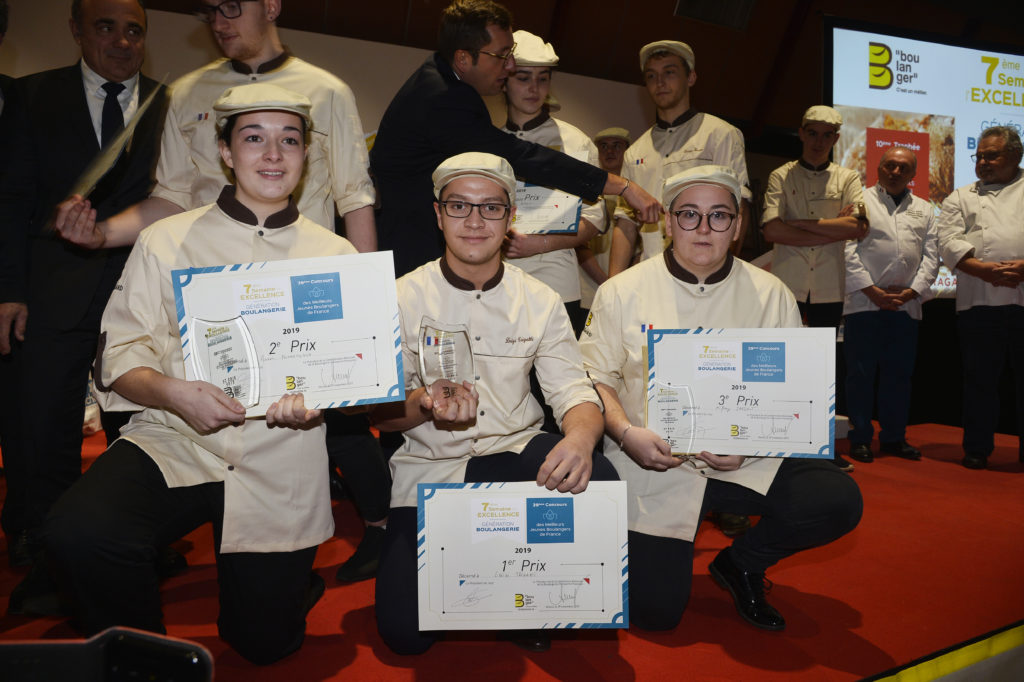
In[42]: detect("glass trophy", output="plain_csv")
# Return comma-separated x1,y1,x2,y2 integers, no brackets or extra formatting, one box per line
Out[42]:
189,317,260,407
649,383,698,460
418,320,475,404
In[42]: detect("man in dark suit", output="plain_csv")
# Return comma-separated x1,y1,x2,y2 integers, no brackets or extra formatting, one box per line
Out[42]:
0,0,165,570
371,0,662,278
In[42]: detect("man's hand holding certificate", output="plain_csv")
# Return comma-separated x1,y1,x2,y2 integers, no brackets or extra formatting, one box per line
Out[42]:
173,252,404,417
646,328,835,459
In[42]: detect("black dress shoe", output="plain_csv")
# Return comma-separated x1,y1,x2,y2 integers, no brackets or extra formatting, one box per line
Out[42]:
849,444,874,463
708,548,785,631
155,546,188,580
710,512,751,537
7,563,64,617
335,525,386,583
880,441,922,460
8,529,39,569
962,453,988,470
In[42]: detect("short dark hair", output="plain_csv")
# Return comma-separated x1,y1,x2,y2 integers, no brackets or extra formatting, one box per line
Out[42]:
217,111,308,145
980,125,1024,163
0,0,9,37
71,0,147,27
643,49,691,77
438,0,512,65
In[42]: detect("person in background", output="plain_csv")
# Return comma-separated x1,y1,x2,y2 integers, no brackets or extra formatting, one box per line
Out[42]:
578,126,630,313
844,146,937,464
370,0,661,279
610,40,751,277
761,105,867,472
499,29,604,335
0,0,165,574
937,125,1024,470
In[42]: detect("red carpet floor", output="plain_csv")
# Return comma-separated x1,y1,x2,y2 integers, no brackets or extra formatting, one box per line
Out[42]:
1,423,1022,681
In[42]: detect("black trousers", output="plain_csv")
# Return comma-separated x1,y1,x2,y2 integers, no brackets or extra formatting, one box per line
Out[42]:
375,433,620,655
628,458,862,631
958,305,1024,458
43,441,317,665
324,410,391,522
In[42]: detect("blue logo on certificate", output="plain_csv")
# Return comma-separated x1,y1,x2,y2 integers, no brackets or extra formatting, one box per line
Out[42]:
291,273,343,323
526,498,574,543
742,342,786,382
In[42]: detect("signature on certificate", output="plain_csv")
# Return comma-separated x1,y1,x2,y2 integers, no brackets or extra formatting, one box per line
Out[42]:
548,583,580,608
452,587,492,607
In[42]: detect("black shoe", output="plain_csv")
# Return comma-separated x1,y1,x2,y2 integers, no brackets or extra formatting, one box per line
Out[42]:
8,529,39,569
7,563,63,617
962,453,988,470
155,546,188,580
849,444,874,463
503,629,551,652
335,525,386,583
831,454,854,472
708,548,785,631
710,512,751,537
304,572,326,615
880,441,922,460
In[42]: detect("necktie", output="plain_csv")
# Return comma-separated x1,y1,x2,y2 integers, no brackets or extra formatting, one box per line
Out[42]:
101,81,126,146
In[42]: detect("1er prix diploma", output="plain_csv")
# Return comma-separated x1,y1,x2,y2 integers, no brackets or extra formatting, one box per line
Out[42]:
172,252,404,416
646,328,835,459
417,482,628,630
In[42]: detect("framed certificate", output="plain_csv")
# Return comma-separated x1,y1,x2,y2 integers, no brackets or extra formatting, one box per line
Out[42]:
416,481,628,631
511,181,582,234
646,328,835,459
172,252,404,417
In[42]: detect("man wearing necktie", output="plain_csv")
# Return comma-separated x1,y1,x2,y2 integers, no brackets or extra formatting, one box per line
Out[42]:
0,0,165,572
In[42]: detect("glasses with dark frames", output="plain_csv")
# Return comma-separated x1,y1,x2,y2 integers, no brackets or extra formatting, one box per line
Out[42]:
671,209,736,232
194,0,256,23
440,200,510,220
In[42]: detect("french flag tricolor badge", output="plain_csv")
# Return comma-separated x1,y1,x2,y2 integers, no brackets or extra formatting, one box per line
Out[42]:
641,324,655,332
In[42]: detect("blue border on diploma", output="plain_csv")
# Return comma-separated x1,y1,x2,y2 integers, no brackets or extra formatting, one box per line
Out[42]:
647,328,834,459
514,182,584,234
416,482,628,629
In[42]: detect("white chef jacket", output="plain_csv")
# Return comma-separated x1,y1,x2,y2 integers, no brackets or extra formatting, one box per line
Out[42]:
501,115,605,302
844,184,939,320
615,112,751,263
389,258,601,508
579,251,801,541
95,188,358,553
937,169,1024,311
762,160,863,303
152,55,375,231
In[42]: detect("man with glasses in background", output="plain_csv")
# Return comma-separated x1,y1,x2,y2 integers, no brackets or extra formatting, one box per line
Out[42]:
371,0,661,278
55,0,391,583
938,125,1024,470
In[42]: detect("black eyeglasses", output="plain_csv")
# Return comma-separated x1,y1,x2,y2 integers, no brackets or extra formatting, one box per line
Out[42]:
477,43,516,66
194,0,256,23
440,200,510,220
671,209,736,232
971,151,1005,163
